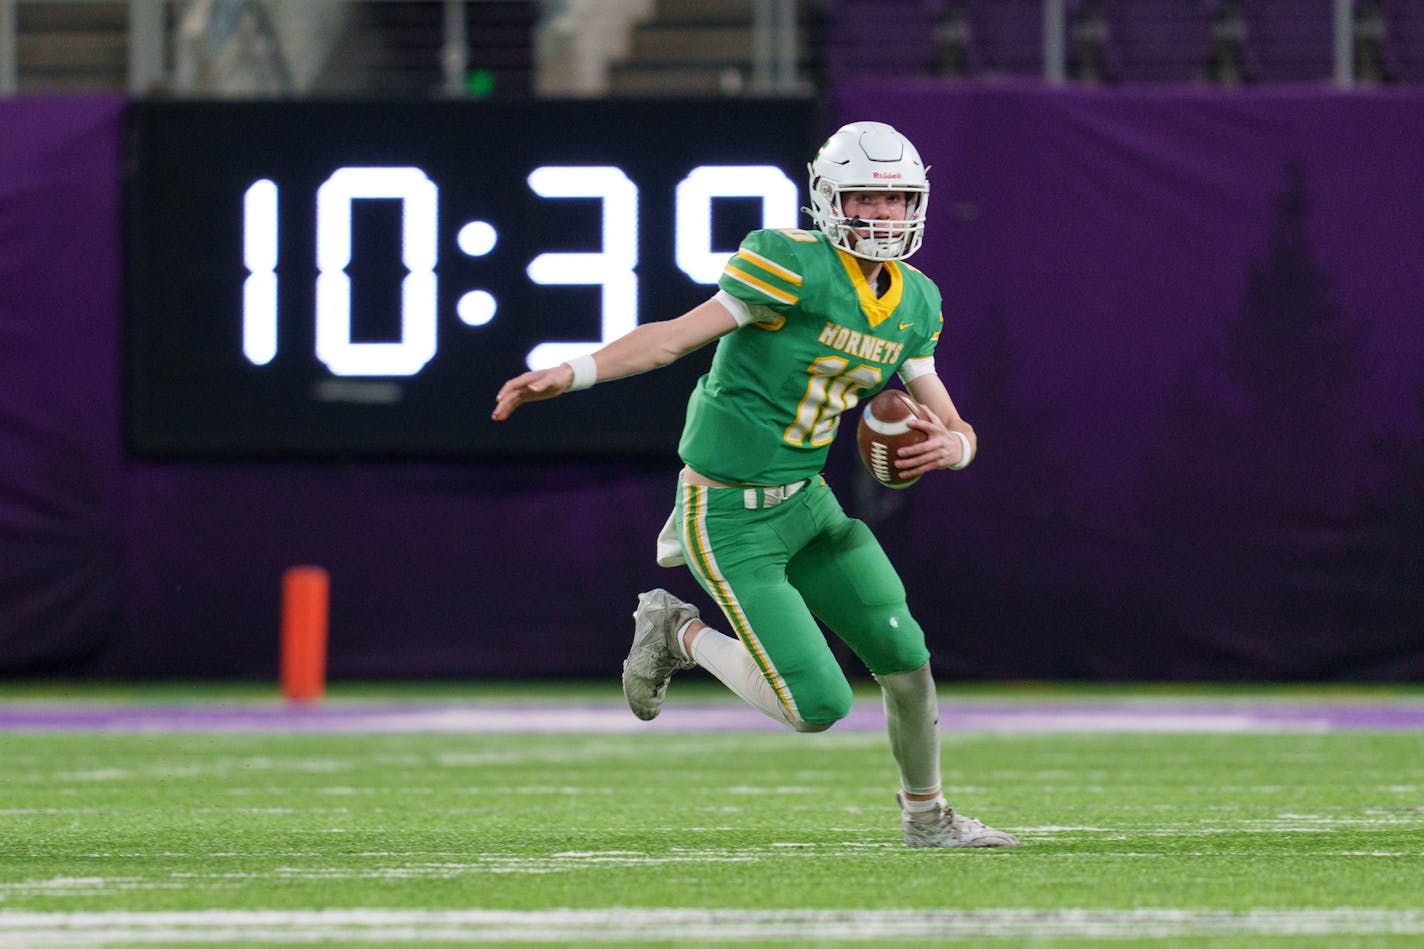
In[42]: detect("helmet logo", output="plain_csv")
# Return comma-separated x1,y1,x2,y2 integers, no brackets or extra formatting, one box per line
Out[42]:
872,172,903,179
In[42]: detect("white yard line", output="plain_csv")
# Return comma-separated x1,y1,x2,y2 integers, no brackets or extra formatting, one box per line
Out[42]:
2,908,1424,944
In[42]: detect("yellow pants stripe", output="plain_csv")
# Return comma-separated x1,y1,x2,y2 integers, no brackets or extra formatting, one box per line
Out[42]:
679,482,799,719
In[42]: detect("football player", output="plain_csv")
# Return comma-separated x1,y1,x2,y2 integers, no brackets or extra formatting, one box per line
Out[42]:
494,122,1018,849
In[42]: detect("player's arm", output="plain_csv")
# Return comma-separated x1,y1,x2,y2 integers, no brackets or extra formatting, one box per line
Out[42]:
899,372,977,475
492,296,739,421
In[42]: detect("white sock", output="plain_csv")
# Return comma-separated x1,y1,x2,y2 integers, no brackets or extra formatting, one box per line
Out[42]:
687,626,804,730
901,795,947,814
672,619,698,661
878,663,942,798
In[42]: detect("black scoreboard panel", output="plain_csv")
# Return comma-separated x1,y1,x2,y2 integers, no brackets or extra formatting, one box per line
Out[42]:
125,98,821,456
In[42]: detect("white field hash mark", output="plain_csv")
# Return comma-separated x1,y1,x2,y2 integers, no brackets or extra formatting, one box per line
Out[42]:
3,909,1424,945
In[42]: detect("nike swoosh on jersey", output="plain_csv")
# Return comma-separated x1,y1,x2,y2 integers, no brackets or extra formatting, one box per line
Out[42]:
898,320,915,330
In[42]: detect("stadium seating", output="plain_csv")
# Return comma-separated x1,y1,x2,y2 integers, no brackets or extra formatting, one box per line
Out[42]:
5,1,1424,97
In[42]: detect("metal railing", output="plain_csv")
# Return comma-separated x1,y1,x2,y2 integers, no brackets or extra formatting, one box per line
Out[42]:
1041,0,1368,88
751,0,800,94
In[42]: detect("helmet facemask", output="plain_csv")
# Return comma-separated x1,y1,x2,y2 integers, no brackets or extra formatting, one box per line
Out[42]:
806,122,930,262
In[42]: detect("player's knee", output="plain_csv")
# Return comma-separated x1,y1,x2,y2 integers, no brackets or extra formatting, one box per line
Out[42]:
788,676,853,730
862,620,931,678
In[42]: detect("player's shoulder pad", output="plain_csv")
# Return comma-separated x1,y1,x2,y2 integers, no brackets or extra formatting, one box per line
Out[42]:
721,227,825,309
895,259,943,309
737,226,824,266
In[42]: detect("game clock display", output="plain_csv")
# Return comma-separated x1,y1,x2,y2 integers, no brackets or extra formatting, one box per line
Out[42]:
124,98,821,456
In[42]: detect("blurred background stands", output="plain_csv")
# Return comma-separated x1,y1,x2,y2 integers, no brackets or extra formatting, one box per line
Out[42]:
0,0,814,97
1,1,1423,97
826,0,1424,87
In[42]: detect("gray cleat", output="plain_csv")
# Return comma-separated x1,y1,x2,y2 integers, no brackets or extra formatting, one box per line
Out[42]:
622,589,699,721
898,792,1021,848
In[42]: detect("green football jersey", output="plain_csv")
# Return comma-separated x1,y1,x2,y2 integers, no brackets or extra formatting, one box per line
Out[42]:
678,228,944,485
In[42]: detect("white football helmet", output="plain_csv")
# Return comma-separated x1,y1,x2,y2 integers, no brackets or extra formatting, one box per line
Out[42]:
807,121,929,262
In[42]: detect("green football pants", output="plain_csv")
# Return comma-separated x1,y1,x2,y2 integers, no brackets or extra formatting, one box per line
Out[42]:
675,475,930,727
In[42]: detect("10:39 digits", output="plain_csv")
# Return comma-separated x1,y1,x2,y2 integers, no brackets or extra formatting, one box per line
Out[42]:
241,164,799,378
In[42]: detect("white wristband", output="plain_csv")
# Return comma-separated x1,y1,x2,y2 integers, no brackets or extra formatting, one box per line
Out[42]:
948,430,973,470
563,354,597,391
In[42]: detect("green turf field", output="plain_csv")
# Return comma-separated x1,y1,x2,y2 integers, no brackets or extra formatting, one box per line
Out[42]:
0,683,1422,946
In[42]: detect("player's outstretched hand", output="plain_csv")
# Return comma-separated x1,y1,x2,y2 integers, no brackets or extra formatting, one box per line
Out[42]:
492,365,574,421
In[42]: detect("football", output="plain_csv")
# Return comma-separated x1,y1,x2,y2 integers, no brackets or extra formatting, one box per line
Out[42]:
856,389,928,489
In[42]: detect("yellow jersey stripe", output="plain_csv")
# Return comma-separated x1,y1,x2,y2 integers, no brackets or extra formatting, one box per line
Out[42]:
734,248,803,285
723,264,799,305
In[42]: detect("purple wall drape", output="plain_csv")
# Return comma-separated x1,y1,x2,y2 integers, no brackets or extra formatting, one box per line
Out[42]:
0,98,127,674
832,81,1424,679
3,85,1423,681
